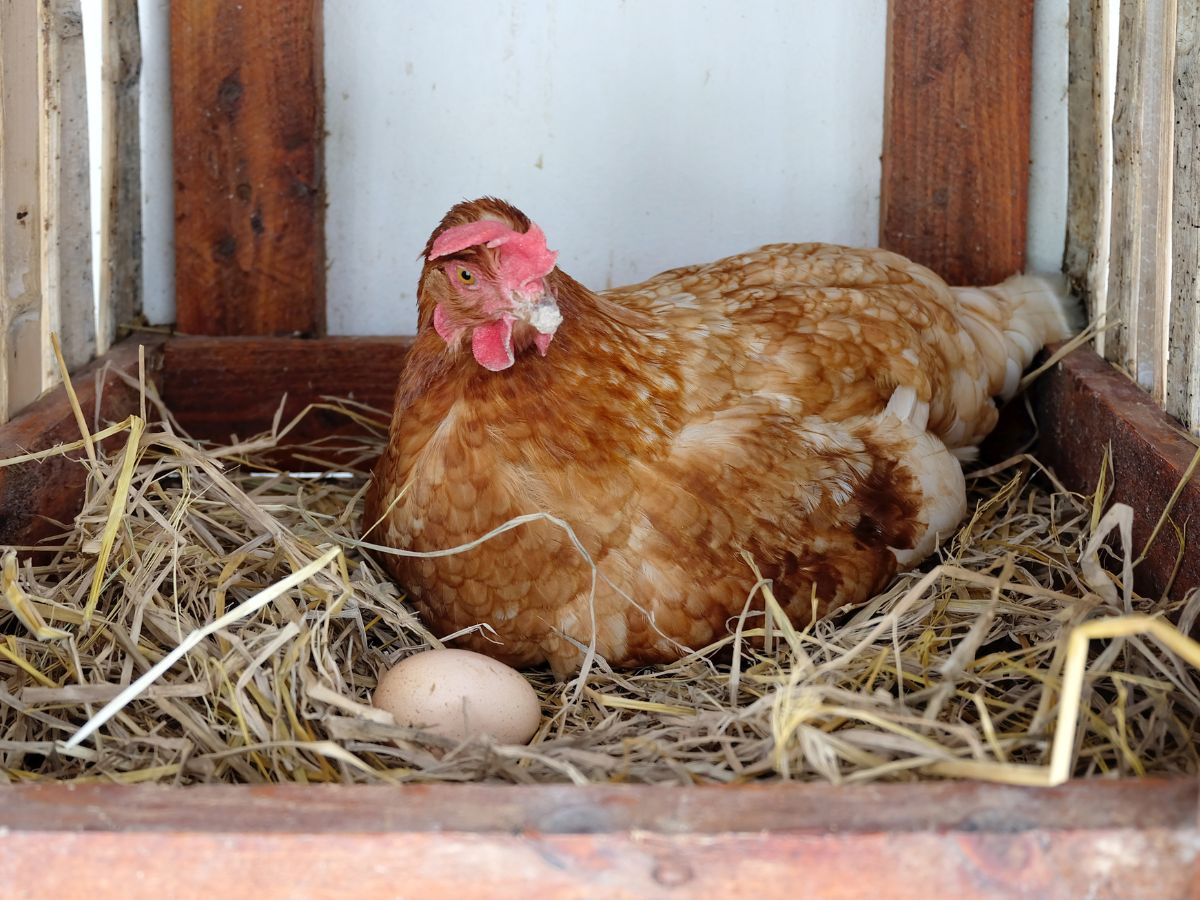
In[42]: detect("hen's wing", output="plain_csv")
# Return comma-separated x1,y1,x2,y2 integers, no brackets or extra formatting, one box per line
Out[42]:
535,243,1070,665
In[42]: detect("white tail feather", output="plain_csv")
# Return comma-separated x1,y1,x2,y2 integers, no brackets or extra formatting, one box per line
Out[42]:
951,274,1076,402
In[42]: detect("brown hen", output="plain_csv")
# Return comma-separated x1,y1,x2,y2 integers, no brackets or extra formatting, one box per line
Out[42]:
363,198,1072,673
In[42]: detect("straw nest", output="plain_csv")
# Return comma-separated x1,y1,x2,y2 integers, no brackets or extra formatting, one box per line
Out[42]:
1,363,1198,786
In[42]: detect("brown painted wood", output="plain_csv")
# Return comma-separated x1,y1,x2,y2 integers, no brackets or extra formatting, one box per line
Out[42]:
880,0,1034,285
170,0,324,337
160,336,410,461
0,781,1194,898
0,335,163,546
1033,345,1200,600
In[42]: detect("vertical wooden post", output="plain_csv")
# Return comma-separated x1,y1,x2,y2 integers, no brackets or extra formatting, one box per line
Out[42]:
0,0,94,424
0,1,44,422
880,0,1034,286
1168,0,1199,434
41,0,96,377
1064,0,1113,339
96,0,142,354
1105,0,1177,399
170,0,325,337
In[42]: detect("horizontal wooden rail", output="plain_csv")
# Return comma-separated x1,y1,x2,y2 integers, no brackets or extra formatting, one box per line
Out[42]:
1033,343,1200,600
0,781,1194,898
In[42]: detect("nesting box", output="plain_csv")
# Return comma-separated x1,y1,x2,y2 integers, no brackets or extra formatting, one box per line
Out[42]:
0,1,1197,895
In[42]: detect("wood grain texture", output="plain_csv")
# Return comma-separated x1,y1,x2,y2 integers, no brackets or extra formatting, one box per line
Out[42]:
1064,0,1111,322
160,336,409,460
96,0,142,352
880,0,1033,286
1033,344,1200,600
0,781,1194,899
0,0,45,421
0,335,162,546
1105,0,1177,397
40,0,96,376
170,0,324,337
1168,0,1200,434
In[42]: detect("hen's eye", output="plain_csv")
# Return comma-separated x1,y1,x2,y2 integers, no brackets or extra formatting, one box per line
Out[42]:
457,268,476,285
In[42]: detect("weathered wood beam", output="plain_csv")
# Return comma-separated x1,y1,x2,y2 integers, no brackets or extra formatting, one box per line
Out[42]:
1033,344,1200,600
0,0,46,421
0,781,1193,897
160,336,407,461
170,0,325,336
1106,0,1177,399
1168,0,1200,434
96,0,143,352
880,0,1034,285
1065,0,1113,328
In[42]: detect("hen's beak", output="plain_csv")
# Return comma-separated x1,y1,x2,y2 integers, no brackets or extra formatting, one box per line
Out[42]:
510,286,562,336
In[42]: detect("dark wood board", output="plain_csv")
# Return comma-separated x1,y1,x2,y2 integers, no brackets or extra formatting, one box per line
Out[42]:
0,781,1194,898
0,336,163,547
880,0,1034,285
159,336,410,462
170,0,325,337
1033,345,1200,600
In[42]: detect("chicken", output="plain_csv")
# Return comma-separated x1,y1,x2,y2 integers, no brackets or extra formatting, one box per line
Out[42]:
363,197,1073,673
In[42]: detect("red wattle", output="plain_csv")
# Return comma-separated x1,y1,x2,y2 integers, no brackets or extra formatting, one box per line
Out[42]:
471,316,516,371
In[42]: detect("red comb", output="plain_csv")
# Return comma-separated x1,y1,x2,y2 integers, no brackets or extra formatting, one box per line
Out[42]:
429,220,514,259
429,219,558,293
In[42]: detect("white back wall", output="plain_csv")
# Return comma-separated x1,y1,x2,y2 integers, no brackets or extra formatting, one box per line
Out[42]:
323,1,888,335
129,0,1067,331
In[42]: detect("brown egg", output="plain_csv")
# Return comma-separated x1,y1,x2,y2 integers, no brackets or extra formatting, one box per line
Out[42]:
372,648,542,744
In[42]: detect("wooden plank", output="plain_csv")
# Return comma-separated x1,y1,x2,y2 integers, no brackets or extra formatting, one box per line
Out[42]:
0,0,45,422
95,0,142,353
160,336,408,459
39,0,96,375
880,0,1033,285
1168,0,1200,434
1064,0,1113,333
1105,0,1177,398
1033,344,1200,601
0,335,161,546
0,781,1194,898
170,0,325,337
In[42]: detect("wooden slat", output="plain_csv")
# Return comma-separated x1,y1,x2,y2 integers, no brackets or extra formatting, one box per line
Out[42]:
880,0,1033,285
0,781,1194,898
1064,0,1113,329
1106,0,1177,397
0,336,160,546
96,0,142,352
1033,344,1200,601
160,336,408,454
39,0,96,375
170,0,325,337
1168,0,1200,434
1,1,98,423
0,0,45,422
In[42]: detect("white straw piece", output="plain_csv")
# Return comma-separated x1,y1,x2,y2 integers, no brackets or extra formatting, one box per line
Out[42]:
60,546,342,750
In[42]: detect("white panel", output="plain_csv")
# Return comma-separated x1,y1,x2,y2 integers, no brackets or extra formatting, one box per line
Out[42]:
1028,0,1070,274
138,0,175,326
324,1,888,335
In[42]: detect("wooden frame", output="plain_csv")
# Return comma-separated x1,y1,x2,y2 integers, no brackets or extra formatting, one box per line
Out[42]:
1,1,1198,894
0,781,1195,896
